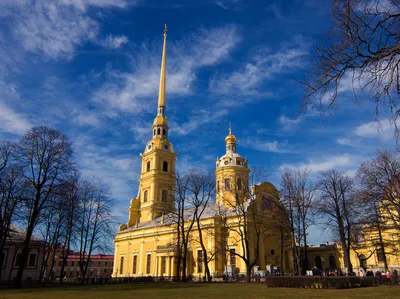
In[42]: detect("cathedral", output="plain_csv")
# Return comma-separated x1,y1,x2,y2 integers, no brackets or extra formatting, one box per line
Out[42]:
112,26,292,279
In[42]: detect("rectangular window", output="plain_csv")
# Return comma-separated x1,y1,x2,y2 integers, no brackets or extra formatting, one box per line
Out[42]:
230,249,236,269
28,253,36,267
162,256,167,275
133,255,138,274
146,254,151,274
224,178,230,191
15,253,23,267
58,260,62,267
104,269,107,273
105,261,108,266
237,178,242,190
197,250,203,273
71,261,75,266
120,256,124,275
1,251,5,267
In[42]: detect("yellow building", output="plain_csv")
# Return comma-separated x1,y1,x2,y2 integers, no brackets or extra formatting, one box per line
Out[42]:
112,26,292,279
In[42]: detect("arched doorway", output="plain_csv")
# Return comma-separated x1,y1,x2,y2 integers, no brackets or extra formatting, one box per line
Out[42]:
315,256,323,269
329,255,336,269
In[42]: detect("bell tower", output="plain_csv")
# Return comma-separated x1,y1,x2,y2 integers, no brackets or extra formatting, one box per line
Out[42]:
215,124,250,207
128,25,177,225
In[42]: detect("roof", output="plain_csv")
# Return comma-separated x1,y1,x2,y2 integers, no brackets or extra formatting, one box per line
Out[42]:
118,203,238,234
67,253,114,260
6,225,44,242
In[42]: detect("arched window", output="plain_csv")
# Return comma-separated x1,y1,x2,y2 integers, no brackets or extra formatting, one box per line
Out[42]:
163,128,166,135
157,128,161,135
153,129,156,136
224,178,230,191
147,161,150,172
329,255,337,269
162,190,167,202
237,178,242,190
144,190,148,202
217,181,220,192
163,161,168,172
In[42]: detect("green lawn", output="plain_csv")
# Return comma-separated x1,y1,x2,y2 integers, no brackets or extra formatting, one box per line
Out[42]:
1,283,400,299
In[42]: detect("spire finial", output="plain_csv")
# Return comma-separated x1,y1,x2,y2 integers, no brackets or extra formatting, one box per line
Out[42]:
157,24,168,112
229,121,232,135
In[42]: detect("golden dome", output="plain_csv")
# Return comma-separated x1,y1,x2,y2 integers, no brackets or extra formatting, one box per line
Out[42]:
225,134,236,144
153,115,168,126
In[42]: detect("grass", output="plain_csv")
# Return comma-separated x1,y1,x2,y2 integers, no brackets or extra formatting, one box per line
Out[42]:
1,283,400,299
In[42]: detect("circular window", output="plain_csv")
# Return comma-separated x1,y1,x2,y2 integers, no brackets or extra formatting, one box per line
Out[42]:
224,161,229,165
270,249,275,256
147,144,152,150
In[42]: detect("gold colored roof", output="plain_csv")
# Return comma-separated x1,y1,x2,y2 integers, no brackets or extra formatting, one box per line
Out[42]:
153,115,168,126
225,134,236,144
157,24,167,108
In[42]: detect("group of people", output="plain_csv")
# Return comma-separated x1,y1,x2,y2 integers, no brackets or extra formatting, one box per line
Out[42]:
359,269,399,283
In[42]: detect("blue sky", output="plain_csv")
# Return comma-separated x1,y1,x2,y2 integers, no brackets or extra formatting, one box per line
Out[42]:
0,0,396,245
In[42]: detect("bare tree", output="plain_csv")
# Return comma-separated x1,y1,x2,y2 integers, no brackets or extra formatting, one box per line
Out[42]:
221,168,278,282
302,0,400,137
14,127,75,287
58,179,80,284
189,169,215,282
315,169,357,274
280,169,316,274
356,148,400,270
0,155,26,281
76,179,115,282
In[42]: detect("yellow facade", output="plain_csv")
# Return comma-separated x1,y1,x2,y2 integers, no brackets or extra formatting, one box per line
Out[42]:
113,26,292,279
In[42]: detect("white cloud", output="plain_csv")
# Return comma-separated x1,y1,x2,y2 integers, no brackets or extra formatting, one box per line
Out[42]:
100,34,129,49
0,101,32,135
209,36,308,96
0,82,32,134
172,109,228,136
242,138,289,153
354,119,394,139
279,153,360,173
0,0,136,60
92,25,240,114
279,115,300,129
215,0,241,10
336,138,354,146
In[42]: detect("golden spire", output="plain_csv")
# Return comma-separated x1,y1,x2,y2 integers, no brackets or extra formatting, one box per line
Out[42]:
157,24,167,110
225,121,236,144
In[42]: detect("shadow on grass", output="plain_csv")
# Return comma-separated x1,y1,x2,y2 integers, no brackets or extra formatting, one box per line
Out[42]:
7,282,214,294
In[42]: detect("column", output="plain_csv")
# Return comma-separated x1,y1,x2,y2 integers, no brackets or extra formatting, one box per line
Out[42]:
157,256,162,277
154,256,160,277
171,256,175,277
167,256,171,278
138,239,144,275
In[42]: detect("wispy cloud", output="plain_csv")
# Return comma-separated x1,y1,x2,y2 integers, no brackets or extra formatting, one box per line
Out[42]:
0,81,32,135
0,0,136,60
279,115,300,130
92,25,240,115
100,34,129,49
242,138,289,153
279,153,360,174
209,36,308,97
172,109,228,136
354,119,395,140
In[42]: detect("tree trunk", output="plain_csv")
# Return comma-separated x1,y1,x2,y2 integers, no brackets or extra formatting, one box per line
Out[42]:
14,220,35,288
